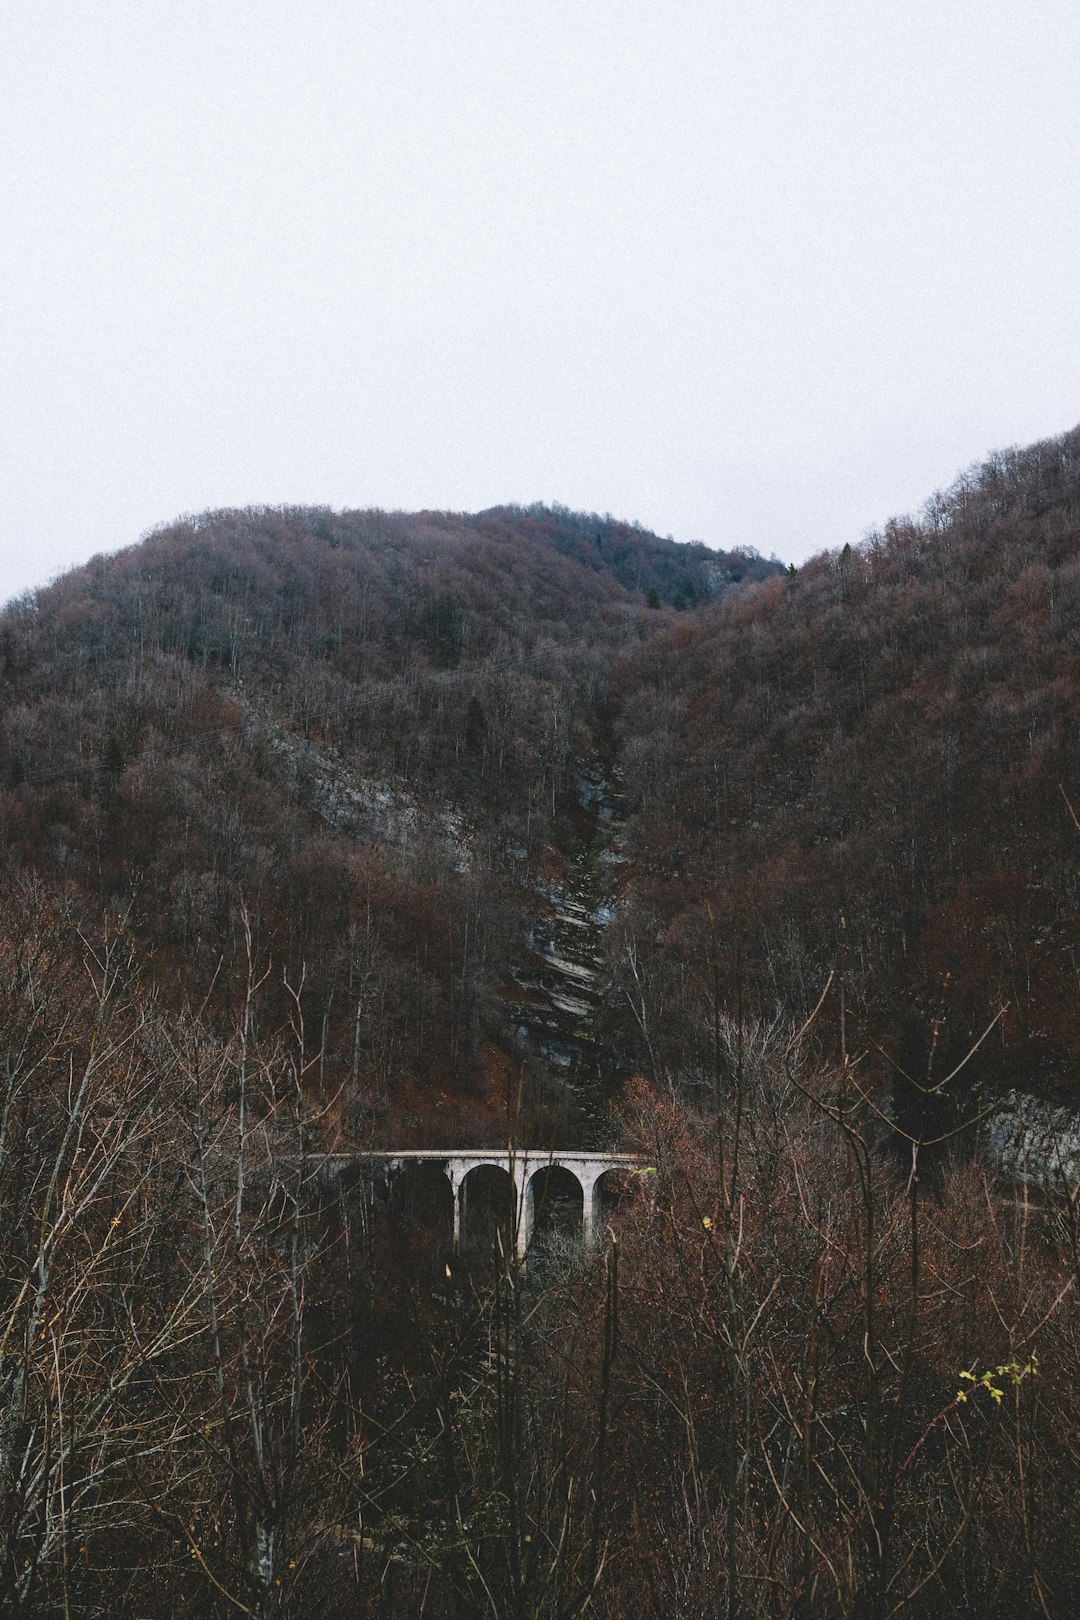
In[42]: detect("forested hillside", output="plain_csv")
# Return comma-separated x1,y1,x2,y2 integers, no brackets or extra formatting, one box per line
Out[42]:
610,427,1080,1103
2,434,1080,1125
0,503,777,1144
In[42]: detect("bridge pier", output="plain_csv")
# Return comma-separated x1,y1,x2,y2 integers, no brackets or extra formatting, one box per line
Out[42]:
515,1176,530,1264
581,1169,602,1249
448,1163,463,1249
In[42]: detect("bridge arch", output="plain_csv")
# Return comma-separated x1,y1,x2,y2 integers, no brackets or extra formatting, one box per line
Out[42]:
460,1162,515,1255
389,1160,455,1250
592,1164,635,1231
527,1164,585,1248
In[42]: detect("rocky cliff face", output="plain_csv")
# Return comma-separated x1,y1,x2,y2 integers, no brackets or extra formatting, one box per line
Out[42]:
978,1088,1080,1188
507,763,628,1146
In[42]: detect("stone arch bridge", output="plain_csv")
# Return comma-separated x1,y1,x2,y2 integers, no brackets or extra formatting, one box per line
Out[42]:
320,1150,646,1260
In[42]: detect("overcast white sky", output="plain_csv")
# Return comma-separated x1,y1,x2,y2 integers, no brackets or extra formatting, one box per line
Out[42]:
2,1,1079,605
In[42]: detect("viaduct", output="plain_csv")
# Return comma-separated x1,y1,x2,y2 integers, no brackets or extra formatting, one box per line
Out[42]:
319,1149,647,1260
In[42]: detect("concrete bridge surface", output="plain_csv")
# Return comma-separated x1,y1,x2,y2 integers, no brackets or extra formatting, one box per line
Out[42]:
320,1149,647,1260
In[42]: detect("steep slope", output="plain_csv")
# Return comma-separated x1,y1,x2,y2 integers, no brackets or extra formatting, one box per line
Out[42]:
0,504,768,1142
609,425,1080,1101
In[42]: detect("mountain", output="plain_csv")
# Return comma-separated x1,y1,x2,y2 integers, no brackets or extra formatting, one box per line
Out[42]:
2,429,1079,1141
0,503,781,1144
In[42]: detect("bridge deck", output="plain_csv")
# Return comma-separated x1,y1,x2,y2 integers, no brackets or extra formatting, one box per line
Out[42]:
321,1149,645,1166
